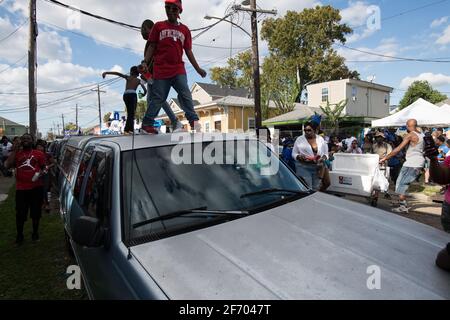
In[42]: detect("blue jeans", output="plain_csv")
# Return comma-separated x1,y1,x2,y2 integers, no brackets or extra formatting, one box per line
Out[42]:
295,162,321,191
143,74,199,127
143,81,178,127
395,166,421,196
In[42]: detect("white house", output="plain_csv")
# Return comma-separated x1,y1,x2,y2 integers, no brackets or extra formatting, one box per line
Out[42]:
307,79,393,121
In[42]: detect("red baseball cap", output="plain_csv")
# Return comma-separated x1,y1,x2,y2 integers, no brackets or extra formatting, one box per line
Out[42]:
165,0,183,13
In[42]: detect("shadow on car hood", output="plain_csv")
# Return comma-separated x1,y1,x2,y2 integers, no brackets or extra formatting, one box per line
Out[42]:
131,192,450,299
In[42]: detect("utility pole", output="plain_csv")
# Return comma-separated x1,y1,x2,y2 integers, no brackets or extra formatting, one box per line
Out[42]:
61,114,65,136
233,1,276,129
92,85,106,134
57,123,60,136
28,0,38,138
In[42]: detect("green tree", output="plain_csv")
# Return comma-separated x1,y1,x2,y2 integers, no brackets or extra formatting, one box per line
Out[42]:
64,122,77,131
136,100,147,121
209,6,359,119
399,80,448,110
261,6,359,100
103,112,112,123
320,99,348,135
210,50,253,88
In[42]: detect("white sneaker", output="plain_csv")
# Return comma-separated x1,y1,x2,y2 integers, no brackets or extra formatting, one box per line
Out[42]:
392,205,409,214
172,121,185,133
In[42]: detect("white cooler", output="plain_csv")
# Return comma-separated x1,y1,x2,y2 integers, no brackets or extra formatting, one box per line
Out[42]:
328,153,380,197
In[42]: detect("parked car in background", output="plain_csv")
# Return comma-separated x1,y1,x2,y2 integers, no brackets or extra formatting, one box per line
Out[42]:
58,134,450,299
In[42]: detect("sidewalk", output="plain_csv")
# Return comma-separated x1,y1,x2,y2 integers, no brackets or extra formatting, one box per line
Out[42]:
0,175,14,203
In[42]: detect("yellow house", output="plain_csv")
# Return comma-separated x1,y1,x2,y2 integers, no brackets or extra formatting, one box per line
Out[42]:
156,82,275,133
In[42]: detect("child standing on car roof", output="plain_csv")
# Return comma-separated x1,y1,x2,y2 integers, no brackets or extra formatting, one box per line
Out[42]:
140,0,206,134
102,66,147,135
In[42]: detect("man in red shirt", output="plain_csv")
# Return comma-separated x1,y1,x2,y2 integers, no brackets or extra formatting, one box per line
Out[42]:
5,133,46,245
140,19,182,133
141,0,206,134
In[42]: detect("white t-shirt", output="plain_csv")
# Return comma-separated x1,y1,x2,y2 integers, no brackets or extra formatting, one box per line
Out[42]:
110,120,121,133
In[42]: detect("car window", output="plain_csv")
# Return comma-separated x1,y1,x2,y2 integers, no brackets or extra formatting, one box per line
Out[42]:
73,146,94,200
81,149,112,225
122,140,309,244
61,146,74,175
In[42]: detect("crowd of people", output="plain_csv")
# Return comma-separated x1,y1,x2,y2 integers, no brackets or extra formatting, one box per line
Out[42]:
281,120,450,215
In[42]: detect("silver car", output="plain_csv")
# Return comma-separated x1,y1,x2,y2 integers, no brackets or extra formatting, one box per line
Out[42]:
60,134,450,299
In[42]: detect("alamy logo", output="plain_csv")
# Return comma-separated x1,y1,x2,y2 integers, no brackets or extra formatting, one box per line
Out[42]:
66,265,81,290
66,5,81,30
366,5,381,31
170,132,280,176
366,265,381,290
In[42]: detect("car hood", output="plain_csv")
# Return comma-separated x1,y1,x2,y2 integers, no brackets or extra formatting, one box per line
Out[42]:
131,192,450,299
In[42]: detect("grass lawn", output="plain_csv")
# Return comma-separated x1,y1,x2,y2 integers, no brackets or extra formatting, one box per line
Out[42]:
0,186,87,299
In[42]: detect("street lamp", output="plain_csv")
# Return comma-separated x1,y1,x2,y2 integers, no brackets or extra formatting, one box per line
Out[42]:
204,15,252,37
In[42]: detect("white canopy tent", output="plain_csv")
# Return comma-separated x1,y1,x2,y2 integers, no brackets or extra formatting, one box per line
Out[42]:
440,104,450,114
371,98,450,127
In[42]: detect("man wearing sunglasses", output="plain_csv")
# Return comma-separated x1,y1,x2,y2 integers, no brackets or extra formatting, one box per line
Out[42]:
141,0,206,134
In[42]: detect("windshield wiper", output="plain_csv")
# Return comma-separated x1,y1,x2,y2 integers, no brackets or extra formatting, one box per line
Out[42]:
240,188,310,199
133,206,249,229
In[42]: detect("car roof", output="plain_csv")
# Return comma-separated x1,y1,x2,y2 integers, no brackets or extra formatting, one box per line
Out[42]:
67,133,258,152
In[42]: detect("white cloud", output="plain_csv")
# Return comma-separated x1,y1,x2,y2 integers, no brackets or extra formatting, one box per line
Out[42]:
0,16,72,63
1,0,322,132
0,61,123,132
400,73,450,89
337,38,400,62
340,1,380,43
437,25,450,45
430,16,448,28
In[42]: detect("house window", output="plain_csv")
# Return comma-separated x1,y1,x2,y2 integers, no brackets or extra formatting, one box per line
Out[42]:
248,118,256,130
204,122,210,133
384,94,389,104
214,121,221,132
11,127,15,135
351,86,357,101
321,88,329,102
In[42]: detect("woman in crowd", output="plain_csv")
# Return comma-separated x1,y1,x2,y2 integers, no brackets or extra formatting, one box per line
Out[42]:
346,140,363,154
292,122,329,191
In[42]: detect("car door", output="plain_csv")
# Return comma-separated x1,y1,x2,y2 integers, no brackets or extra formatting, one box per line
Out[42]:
71,146,133,299
67,145,95,234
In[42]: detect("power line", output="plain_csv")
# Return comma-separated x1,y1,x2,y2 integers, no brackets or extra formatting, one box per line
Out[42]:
0,77,122,95
0,77,121,113
0,54,28,75
352,0,450,29
42,0,140,31
0,19,29,43
38,19,142,55
193,43,249,50
337,44,450,63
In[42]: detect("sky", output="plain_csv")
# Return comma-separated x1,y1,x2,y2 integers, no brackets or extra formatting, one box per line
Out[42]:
0,0,450,134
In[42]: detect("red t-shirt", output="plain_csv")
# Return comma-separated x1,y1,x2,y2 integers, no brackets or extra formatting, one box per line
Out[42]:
149,21,192,80
15,149,46,190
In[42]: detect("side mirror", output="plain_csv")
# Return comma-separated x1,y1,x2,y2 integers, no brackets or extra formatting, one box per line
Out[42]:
72,216,108,248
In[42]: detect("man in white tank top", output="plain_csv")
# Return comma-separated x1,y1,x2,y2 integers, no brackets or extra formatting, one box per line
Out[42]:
380,119,425,213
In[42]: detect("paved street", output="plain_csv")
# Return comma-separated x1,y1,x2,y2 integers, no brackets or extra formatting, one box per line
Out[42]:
332,192,444,232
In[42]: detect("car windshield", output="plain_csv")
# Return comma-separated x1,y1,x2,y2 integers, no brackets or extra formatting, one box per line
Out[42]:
122,139,309,244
